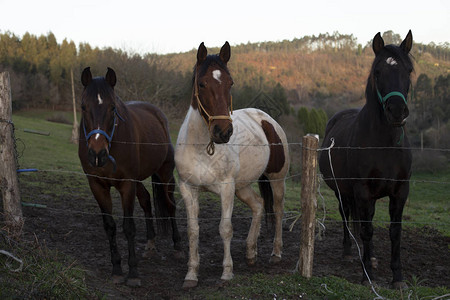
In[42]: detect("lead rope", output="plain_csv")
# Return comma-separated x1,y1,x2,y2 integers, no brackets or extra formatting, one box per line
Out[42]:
193,74,233,156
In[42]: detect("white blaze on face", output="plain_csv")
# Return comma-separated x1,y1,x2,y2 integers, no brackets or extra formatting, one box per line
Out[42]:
97,93,103,105
386,57,398,66
95,127,100,140
212,70,222,84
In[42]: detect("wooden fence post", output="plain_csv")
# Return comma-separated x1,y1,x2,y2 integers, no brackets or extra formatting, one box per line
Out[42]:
0,71,23,236
298,134,319,277
70,68,79,144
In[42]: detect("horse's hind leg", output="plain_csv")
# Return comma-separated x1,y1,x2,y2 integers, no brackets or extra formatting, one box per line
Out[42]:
88,180,124,284
235,186,264,266
338,195,352,259
136,182,157,257
155,156,182,254
268,178,285,264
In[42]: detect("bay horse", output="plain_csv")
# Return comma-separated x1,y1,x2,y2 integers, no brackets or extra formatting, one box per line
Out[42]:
78,67,181,286
175,42,290,289
319,31,413,289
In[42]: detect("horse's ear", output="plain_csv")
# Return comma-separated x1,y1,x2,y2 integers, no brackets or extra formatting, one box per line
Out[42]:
372,32,384,55
81,67,92,87
197,42,207,65
400,30,413,54
105,67,116,88
219,41,231,64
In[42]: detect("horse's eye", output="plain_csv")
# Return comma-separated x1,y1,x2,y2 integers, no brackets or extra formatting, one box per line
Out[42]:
81,104,86,111
199,82,207,88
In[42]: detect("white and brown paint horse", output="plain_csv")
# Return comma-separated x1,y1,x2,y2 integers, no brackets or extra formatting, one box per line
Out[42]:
175,42,290,289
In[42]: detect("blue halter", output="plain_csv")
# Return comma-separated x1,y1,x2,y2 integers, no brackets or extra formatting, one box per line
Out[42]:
83,108,124,171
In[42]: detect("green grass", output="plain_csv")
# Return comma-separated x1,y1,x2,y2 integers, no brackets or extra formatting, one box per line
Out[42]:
13,112,81,172
0,234,97,299
191,273,449,300
4,110,450,298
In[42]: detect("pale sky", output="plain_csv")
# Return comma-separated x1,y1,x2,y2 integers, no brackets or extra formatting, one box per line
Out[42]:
0,0,448,54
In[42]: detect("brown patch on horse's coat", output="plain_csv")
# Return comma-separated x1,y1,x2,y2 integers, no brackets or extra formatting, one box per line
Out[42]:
261,120,285,174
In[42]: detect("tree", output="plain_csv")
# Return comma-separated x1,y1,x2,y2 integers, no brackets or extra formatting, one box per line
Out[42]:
382,31,402,45
270,82,289,114
434,74,450,122
415,73,433,123
297,107,309,126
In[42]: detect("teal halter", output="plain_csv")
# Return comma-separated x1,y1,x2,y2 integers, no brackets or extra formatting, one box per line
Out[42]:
375,88,407,145
376,88,407,110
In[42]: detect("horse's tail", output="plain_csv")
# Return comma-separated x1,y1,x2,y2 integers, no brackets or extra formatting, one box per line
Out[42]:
152,174,170,235
258,174,275,226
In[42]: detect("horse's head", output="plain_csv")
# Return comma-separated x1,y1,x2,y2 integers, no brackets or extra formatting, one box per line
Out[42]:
81,67,120,169
370,30,413,127
193,42,234,145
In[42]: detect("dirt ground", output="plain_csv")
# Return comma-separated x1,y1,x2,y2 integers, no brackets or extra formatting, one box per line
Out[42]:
19,173,450,299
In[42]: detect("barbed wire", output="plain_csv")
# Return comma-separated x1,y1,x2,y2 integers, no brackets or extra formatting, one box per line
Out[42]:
13,127,450,152
9,123,450,230
17,200,449,228
32,168,450,187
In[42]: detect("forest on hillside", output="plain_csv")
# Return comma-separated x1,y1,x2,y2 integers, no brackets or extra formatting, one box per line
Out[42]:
0,30,449,152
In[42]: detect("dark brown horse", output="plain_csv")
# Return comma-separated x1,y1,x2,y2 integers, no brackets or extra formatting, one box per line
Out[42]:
319,31,413,289
78,67,181,286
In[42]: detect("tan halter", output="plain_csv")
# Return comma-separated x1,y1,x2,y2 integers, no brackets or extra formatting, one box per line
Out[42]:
193,74,233,155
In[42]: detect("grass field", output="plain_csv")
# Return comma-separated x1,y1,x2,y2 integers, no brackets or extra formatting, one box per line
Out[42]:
1,110,449,299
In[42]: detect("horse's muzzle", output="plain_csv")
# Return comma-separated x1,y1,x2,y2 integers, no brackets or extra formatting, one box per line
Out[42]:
212,123,233,144
385,100,409,127
88,148,109,167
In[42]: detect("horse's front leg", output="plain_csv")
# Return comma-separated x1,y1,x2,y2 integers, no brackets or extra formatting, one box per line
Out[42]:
358,198,376,284
219,182,236,281
180,181,200,289
389,192,408,289
118,181,140,286
88,179,125,283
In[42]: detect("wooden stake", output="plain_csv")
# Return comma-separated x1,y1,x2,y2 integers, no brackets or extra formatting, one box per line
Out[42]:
0,72,23,236
298,134,319,277
71,68,79,144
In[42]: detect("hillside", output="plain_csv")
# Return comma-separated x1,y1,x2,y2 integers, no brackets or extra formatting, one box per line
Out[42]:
1,30,449,146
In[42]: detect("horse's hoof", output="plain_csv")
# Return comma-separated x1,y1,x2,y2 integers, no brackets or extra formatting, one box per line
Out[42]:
391,281,408,290
126,277,142,287
371,257,378,269
269,255,282,264
183,280,198,289
112,275,126,284
174,250,185,260
221,273,234,281
246,257,257,266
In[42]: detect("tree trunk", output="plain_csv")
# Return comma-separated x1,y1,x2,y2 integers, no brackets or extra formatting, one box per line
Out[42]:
71,68,79,144
0,72,23,237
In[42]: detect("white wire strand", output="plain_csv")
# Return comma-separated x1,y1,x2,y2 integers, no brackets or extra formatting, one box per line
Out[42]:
325,137,385,300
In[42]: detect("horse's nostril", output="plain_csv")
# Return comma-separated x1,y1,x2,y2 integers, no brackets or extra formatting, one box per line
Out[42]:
226,126,233,138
